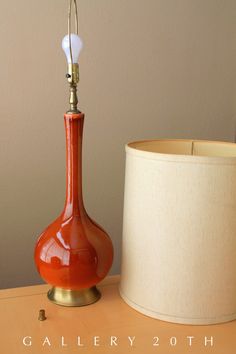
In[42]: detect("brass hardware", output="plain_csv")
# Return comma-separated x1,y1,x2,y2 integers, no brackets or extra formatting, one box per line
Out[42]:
38,309,47,321
47,286,101,307
66,0,80,114
67,63,79,84
69,84,78,113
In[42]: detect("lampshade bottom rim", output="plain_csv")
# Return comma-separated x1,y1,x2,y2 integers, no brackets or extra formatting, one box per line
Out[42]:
119,287,236,325
47,286,101,307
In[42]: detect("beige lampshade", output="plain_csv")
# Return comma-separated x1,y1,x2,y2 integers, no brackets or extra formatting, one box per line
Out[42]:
120,139,236,325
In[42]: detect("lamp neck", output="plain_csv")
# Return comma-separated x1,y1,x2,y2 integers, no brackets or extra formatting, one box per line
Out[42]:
63,113,85,218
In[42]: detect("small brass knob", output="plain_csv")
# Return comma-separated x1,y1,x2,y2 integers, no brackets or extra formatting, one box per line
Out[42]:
38,309,47,321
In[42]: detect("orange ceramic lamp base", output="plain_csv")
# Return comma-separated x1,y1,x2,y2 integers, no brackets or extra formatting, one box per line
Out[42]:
34,113,113,306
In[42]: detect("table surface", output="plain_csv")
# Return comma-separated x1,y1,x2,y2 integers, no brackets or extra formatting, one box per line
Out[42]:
0,275,235,354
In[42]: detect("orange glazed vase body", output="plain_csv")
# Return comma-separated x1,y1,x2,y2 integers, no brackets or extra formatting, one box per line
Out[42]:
34,113,113,306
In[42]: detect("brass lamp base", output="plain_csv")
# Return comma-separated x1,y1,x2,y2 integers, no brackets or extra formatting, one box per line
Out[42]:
47,286,101,307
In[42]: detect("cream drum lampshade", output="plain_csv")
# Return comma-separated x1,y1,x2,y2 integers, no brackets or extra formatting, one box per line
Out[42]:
120,139,236,325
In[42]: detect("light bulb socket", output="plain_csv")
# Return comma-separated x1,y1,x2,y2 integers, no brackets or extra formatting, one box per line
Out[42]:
66,63,80,114
66,63,79,84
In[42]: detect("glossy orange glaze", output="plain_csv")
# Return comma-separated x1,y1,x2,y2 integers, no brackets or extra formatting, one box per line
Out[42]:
34,113,113,290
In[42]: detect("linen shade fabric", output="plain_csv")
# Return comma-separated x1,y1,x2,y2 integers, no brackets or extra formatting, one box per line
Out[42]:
120,139,236,325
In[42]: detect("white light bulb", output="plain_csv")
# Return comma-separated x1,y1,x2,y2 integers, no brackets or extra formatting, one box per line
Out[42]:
62,34,83,64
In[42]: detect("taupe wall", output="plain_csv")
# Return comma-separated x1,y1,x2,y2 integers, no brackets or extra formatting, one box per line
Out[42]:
0,0,236,288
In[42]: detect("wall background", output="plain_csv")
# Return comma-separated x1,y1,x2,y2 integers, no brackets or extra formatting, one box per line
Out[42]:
0,0,236,288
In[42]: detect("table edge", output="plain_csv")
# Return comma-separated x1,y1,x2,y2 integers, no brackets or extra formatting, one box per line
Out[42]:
0,274,120,300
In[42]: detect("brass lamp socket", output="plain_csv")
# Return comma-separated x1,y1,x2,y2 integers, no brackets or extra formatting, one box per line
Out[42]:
67,63,79,84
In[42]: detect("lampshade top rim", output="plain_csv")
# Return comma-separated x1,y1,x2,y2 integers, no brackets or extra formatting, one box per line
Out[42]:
126,139,236,163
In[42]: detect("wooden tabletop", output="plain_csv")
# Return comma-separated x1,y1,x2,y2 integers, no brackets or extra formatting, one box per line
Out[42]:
0,275,235,354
